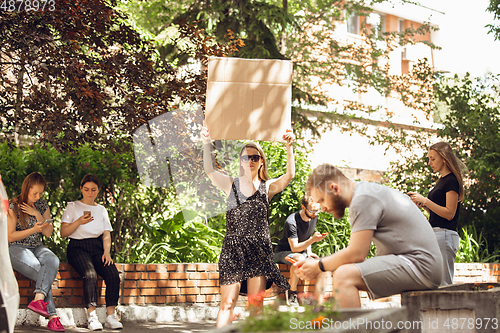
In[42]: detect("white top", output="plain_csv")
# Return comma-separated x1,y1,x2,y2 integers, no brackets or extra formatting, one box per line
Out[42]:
61,201,112,239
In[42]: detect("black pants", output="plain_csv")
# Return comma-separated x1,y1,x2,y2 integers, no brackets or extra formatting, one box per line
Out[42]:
67,237,120,308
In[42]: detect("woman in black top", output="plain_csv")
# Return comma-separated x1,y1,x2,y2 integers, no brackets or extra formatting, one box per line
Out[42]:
408,142,467,285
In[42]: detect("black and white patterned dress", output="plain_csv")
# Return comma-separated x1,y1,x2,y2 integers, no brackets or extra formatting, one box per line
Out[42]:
9,199,48,247
218,178,290,294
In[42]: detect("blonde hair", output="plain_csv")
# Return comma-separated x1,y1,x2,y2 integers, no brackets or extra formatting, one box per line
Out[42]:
306,164,348,193
239,142,269,181
12,172,46,229
429,141,467,202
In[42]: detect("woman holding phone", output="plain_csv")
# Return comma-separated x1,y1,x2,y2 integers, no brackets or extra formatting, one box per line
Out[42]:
7,172,65,332
201,126,294,327
60,174,122,331
408,141,467,285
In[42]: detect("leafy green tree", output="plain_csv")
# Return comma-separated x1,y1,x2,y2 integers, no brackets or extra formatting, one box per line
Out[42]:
121,0,290,61
487,0,500,40
436,74,500,251
122,0,437,141
389,73,500,254
0,2,245,263
0,0,240,150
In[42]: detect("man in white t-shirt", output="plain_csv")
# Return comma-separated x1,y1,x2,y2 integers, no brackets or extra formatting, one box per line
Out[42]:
295,164,443,308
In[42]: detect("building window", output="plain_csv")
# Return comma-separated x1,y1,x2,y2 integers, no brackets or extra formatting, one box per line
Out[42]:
399,19,405,32
346,13,359,35
378,14,386,38
366,12,386,38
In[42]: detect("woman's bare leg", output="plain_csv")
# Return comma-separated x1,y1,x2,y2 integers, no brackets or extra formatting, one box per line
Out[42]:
246,275,266,314
217,282,241,328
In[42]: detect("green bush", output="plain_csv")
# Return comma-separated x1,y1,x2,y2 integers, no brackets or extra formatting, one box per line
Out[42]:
456,224,500,263
0,141,178,262
0,140,320,263
2,140,496,264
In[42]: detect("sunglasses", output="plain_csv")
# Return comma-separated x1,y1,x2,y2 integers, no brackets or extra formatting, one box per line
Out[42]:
306,207,320,214
240,154,261,163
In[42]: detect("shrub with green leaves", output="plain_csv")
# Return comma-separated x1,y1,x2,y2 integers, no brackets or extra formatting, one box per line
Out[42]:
456,224,500,263
0,140,177,262
2,140,495,264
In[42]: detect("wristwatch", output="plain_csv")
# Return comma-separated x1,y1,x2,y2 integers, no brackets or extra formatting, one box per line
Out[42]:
318,258,326,272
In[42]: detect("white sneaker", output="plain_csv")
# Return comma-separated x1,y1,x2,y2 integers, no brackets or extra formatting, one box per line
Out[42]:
88,314,103,331
286,290,299,307
105,313,123,329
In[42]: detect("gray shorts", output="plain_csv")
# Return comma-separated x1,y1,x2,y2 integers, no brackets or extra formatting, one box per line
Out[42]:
273,251,307,265
355,254,437,300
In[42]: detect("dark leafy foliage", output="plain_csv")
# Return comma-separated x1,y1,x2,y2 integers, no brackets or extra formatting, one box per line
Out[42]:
0,0,241,150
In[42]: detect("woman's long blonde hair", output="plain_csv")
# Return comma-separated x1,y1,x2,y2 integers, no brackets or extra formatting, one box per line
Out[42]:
430,141,468,202
239,142,269,181
12,172,46,229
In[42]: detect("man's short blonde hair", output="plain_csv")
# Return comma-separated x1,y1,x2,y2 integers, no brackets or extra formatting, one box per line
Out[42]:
306,164,348,193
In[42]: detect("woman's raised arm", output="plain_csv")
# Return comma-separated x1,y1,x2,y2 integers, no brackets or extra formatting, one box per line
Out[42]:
201,125,233,196
267,130,295,200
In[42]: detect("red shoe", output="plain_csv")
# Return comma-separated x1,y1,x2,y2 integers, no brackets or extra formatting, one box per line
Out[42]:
27,299,50,318
47,316,65,332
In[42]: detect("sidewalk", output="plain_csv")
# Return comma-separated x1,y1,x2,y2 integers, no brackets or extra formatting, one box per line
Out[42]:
13,298,399,331
14,320,217,333
14,305,224,328
13,305,228,332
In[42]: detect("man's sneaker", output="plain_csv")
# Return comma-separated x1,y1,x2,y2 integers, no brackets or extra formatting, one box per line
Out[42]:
27,299,50,318
47,316,65,332
88,314,103,331
105,313,123,329
286,290,299,306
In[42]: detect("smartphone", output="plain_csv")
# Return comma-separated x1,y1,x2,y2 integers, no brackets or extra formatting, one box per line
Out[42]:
42,219,53,225
285,257,297,264
83,210,91,217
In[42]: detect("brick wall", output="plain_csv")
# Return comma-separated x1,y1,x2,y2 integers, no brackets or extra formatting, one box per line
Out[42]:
454,263,500,283
14,262,500,308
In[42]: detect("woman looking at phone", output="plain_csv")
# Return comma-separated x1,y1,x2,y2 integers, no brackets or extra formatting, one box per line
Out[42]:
60,174,122,331
201,126,294,327
408,142,467,285
7,172,65,332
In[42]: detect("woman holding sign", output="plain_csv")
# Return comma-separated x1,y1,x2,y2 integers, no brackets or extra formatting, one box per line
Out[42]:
7,172,65,332
202,126,294,327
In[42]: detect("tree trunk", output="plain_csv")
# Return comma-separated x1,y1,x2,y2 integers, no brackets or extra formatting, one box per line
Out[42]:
280,0,288,54
14,62,25,145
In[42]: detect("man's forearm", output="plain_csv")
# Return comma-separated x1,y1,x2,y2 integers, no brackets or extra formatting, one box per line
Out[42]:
291,237,316,253
321,248,363,272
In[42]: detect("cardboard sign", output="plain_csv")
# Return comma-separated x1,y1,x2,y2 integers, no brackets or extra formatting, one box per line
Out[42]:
205,57,292,142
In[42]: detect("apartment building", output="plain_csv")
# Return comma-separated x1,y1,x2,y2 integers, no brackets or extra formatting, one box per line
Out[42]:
306,2,444,182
